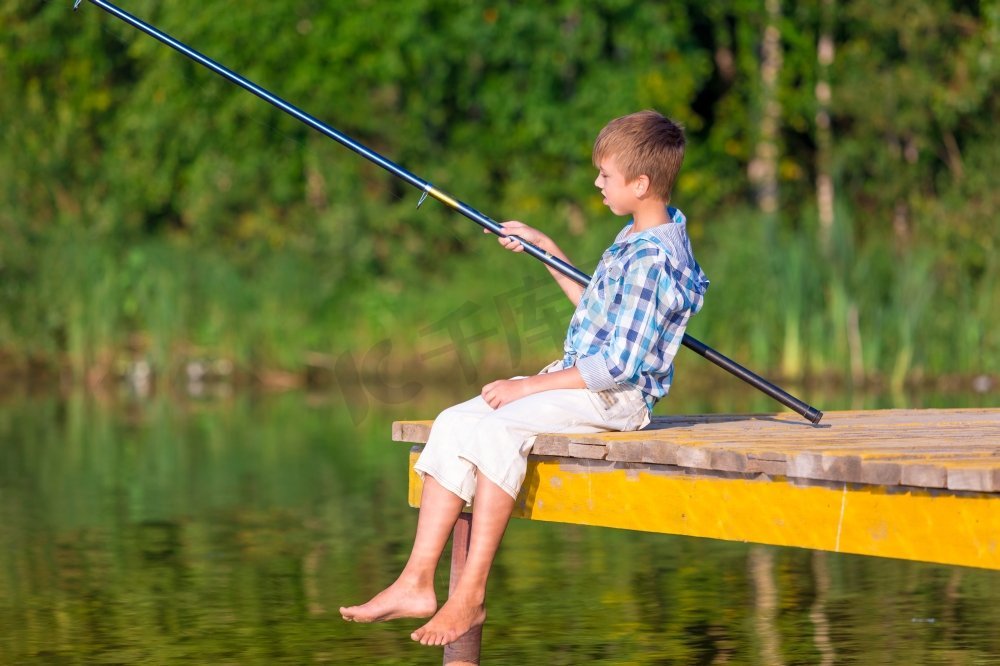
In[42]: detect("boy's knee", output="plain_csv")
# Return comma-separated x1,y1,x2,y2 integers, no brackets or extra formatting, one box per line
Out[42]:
434,405,474,433
463,410,525,450
430,399,489,441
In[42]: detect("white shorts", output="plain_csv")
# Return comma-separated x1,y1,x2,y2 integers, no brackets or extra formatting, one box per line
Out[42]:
413,364,651,503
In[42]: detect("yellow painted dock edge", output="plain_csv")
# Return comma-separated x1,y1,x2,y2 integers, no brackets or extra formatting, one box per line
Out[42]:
407,446,1000,571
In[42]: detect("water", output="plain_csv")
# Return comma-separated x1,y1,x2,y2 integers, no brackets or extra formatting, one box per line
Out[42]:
0,385,998,664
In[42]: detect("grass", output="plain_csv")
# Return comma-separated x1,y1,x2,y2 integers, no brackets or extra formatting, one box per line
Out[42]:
1,205,996,390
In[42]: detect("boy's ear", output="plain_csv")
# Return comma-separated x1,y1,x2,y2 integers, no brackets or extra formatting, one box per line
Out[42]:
632,174,650,196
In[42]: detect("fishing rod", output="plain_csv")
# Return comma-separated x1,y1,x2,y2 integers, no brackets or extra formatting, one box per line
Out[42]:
74,0,824,424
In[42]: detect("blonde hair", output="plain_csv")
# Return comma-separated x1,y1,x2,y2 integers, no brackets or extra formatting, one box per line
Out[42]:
592,110,685,202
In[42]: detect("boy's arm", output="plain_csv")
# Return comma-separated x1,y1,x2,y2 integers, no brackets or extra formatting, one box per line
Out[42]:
481,367,585,409
490,221,586,306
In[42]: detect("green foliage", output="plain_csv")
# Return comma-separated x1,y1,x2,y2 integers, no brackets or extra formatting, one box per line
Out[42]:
0,0,995,383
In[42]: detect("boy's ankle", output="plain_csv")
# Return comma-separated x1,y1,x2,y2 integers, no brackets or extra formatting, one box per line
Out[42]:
448,585,487,607
397,569,436,589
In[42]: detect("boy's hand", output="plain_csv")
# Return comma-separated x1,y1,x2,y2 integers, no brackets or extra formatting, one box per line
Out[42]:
489,220,583,306
489,221,549,254
482,368,588,409
481,377,535,409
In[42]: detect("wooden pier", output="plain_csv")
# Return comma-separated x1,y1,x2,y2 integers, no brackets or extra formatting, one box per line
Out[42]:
394,408,999,664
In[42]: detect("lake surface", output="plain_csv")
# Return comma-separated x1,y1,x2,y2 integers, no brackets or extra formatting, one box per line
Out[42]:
0,381,997,664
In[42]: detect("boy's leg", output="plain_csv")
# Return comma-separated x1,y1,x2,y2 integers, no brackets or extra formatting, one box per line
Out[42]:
341,394,493,623
413,395,494,502
410,474,515,646
339,475,465,622
410,385,647,644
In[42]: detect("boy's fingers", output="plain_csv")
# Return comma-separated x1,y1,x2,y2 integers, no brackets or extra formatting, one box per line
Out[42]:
496,236,523,252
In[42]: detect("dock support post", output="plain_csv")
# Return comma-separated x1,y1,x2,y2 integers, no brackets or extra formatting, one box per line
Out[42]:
443,513,482,665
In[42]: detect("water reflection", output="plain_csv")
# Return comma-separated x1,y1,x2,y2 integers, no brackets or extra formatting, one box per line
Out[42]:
809,551,835,666
0,387,997,664
750,546,783,665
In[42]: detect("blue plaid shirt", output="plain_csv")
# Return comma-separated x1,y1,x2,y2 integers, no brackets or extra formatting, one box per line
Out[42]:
562,207,708,411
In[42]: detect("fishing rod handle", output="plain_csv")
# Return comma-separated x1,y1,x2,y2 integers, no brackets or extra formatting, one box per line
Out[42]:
681,337,824,423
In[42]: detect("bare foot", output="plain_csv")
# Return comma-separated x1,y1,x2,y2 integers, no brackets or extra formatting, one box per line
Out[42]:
410,594,487,646
340,579,437,623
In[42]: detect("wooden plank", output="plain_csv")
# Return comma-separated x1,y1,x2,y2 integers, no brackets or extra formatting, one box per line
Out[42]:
788,447,1000,485
655,437,991,480
751,458,792,477
858,449,999,486
531,435,571,457
567,442,607,460
787,451,862,483
947,460,1000,492
613,422,995,446
673,440,715,470
393,420,433,443
899,462,949,489
859,459,905,486
640,439,679,466
557,427,999,459
605,439,644,463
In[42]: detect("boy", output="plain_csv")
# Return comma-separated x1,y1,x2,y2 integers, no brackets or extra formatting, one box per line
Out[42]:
340,110,709,646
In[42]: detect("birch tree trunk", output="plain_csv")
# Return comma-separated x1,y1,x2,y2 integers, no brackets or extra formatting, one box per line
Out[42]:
816,0,836,252
749,0,783,217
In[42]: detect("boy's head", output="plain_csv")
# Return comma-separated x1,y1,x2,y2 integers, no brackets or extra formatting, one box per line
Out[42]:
592,110,685,203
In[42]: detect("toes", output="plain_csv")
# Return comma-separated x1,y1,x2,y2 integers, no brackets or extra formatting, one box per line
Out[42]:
416,630,437,646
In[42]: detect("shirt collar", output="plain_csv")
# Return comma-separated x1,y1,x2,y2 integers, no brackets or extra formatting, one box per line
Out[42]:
615,206,686,245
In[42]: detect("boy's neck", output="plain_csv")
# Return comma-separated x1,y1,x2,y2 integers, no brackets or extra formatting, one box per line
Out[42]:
629,198,673,233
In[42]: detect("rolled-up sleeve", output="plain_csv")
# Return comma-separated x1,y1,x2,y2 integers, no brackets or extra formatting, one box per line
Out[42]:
576,352,617,391
577,247,681,392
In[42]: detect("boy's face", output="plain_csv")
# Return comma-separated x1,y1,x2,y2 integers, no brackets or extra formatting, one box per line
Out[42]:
594,155,638,217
